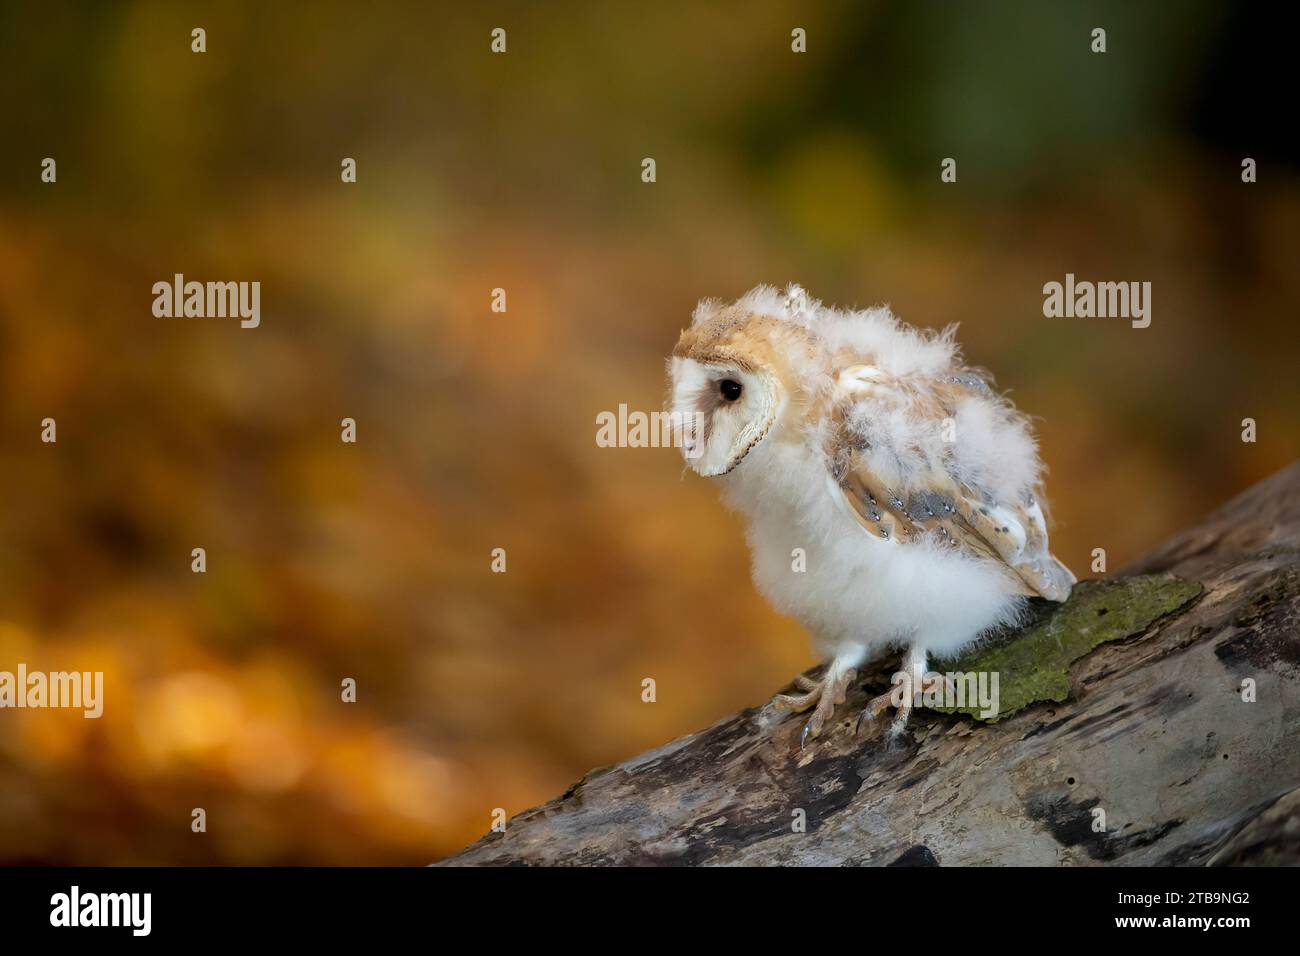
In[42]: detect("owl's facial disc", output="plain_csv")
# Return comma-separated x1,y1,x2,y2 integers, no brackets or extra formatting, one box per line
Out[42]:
669,356,782,477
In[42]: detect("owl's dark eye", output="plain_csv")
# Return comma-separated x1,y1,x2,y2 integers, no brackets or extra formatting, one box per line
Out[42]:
719,379,743,402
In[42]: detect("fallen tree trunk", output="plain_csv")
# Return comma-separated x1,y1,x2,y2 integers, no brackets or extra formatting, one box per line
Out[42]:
444,462,1300,866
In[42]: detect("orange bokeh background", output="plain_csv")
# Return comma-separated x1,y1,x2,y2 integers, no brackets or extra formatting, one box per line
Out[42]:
0,2,1296,863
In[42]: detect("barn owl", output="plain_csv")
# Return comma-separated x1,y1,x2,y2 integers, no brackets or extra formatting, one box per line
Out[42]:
667,285,1075,744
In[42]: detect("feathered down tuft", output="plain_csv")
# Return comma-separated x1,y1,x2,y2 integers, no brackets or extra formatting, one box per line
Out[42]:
700,283,960,374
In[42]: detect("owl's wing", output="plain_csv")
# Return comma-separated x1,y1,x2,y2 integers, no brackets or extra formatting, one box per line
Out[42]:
829,371,1076,602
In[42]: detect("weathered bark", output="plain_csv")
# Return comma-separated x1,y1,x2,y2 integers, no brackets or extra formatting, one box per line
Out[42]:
444,463,1300,866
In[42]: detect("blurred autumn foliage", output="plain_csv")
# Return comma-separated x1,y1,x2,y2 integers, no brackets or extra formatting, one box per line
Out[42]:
0,1,1296,864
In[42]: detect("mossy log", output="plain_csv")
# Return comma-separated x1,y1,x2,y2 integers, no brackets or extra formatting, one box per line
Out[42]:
444,463,1300,866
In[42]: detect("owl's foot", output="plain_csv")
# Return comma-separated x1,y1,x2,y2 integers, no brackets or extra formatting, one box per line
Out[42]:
856,671,954,738
772,667,858,747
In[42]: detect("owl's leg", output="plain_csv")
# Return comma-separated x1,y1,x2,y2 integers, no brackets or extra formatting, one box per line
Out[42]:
771,645,865,746
888,645,928,735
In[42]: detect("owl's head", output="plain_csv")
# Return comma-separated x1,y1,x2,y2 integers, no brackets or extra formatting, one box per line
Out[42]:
667,288,818,477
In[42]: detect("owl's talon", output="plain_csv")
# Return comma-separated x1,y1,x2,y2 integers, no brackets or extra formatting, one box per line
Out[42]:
855,689,896,736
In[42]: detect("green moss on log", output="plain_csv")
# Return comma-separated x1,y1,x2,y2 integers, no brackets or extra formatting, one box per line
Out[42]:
930,574,1202,722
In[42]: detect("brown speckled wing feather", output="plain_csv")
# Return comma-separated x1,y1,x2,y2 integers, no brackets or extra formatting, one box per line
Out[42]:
828,396,1076,603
